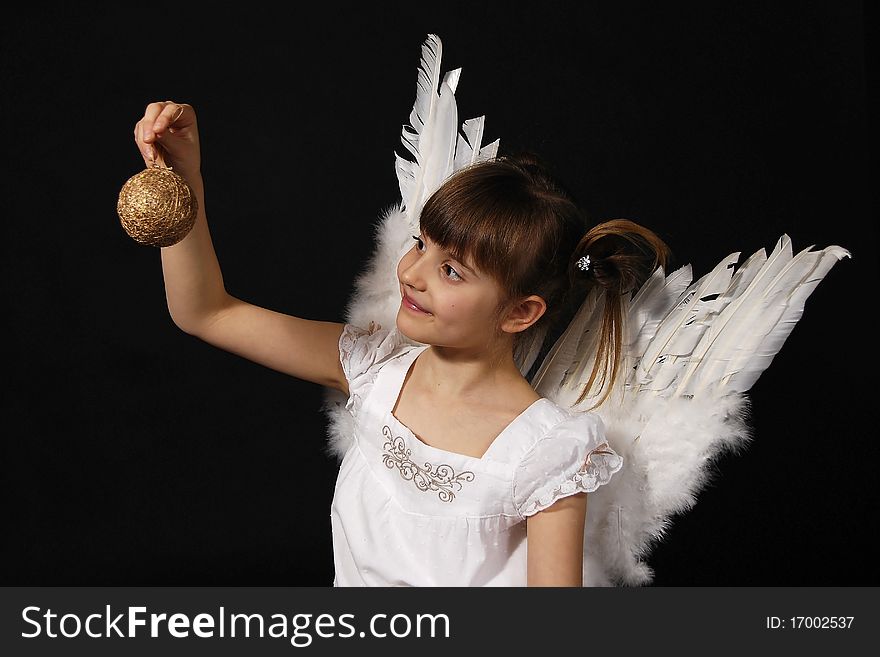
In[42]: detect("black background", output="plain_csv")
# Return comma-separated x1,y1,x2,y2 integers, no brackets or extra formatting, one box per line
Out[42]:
1,2,875,586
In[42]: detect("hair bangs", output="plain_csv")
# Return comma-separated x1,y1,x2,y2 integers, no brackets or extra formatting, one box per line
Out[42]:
418,166,543,291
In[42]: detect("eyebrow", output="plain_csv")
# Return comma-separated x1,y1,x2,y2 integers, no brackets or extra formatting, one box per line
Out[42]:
422,234,480,278
456,258,480,278
455,260,479,277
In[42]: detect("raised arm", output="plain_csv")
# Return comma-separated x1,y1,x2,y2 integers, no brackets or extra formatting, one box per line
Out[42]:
134,101,349,395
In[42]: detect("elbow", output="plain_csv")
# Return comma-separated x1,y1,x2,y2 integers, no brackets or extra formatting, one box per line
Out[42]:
167,294,231,337
168,307,209,337
169,310,198,337
172,316,200,337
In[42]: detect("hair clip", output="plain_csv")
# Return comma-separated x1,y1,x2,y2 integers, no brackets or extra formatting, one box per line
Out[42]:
576,255,591,272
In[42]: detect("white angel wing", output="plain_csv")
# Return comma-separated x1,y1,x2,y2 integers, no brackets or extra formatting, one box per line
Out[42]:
531,238,851,585
323,34,498,460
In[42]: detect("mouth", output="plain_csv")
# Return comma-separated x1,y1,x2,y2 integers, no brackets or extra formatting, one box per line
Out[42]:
402,293,432,315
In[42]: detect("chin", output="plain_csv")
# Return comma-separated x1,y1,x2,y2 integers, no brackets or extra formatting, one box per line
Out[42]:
396,312,429,345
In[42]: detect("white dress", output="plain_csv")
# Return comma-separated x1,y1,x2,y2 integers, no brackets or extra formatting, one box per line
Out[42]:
331,322,624,586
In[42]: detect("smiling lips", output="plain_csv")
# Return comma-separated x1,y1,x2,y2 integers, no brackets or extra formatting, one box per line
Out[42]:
402,293,432,315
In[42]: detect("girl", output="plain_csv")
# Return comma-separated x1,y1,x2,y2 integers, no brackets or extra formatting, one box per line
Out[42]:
135,100,670,586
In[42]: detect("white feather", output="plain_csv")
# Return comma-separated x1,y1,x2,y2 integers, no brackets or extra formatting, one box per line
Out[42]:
623,264,694,388
670,235,796,395
531,289,602,399
455,116,500,169
395,34,444,223
635,251,740,393
675,237,850,396
719,244,850,392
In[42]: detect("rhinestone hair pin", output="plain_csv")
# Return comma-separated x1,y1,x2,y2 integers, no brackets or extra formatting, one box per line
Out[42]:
576,255,592,272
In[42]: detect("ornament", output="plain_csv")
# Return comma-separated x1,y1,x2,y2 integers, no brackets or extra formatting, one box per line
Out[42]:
117,160,197,247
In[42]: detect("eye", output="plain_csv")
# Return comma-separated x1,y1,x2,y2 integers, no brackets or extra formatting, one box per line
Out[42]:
443,265,462,281
411,235,463,281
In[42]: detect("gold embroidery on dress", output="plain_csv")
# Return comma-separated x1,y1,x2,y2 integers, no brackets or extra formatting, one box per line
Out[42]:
381,425,475,502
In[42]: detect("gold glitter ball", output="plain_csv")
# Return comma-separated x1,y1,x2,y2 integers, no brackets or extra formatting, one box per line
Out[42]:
117,166,198,247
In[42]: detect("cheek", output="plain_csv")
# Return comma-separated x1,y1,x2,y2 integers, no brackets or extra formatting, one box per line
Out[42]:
435,292,482,321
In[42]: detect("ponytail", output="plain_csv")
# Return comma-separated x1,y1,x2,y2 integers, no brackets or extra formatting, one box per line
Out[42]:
569,219,672,409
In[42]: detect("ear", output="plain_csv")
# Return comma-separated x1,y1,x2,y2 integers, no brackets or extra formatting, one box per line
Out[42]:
500,295,547,334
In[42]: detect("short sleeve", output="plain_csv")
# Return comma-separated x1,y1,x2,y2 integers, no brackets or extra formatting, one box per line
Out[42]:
338,321,405,415
513,413,623,519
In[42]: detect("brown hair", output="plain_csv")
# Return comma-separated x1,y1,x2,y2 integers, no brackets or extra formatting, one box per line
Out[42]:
418,151,672,409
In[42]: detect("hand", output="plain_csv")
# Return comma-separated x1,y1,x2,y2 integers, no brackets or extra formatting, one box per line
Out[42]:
133,101,201,179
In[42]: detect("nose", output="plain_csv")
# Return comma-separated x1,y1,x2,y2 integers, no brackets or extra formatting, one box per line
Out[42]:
399,250,426,291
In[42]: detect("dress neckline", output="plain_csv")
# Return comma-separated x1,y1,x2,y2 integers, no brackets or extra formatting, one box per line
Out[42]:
386,344,546,462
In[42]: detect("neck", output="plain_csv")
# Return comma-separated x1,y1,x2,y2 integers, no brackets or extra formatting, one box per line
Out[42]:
417,337,524,400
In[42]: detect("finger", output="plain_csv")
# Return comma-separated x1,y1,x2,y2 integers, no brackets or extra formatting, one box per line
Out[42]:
141,102,169,144
153,102,188,137
134,120,155,163
167,103,188,133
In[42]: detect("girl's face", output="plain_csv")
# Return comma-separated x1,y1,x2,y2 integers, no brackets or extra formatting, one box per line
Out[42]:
396,233,507,350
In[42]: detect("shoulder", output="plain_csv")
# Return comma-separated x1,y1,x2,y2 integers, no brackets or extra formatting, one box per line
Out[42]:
512,405,621,519
338,322,424,393
517,406,609,480
521,400,606,454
